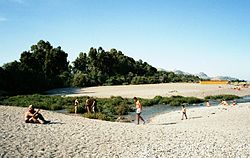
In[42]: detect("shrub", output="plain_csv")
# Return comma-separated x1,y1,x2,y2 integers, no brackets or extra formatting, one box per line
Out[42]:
115,104,131,115
83,112,114,121
205,95,240,101
67,105,87,114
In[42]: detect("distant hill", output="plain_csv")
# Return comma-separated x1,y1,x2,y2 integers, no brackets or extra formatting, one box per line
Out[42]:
174,69,192,75
157,68,239,81
195,72,210,80
211,76,238,81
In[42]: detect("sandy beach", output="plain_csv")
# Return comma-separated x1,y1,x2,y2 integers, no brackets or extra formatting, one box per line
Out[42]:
47,83,250,99
1,103,250,157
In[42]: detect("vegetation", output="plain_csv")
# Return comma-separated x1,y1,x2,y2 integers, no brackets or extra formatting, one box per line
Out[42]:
0,40,201,96
0,40,70,95
204,94,241,101
0,94,205,121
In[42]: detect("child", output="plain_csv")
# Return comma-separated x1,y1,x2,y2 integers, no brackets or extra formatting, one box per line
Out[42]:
181,104,188,120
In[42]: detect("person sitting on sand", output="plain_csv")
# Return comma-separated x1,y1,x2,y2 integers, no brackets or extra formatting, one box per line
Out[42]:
133,97,146,125
232,100,237,106
25,105,50,124
74,98,79,114
181,104,188,120
85,96,96,113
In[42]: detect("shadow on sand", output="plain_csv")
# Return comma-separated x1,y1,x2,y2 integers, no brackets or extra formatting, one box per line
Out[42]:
46,87,95,96
154,122,178,126
47,121,65,125
189,116,202,119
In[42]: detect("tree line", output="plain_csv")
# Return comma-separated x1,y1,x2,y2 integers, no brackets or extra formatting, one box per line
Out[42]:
0,40,200,95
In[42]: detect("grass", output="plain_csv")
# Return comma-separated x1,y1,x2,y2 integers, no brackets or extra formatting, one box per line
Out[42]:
1,94,241,121
204,94,241,101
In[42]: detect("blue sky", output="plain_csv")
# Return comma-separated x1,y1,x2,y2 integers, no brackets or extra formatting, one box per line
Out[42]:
0,0,249,80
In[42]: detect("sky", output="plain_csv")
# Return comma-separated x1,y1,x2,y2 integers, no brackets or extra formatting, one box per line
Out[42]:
0,0,249,80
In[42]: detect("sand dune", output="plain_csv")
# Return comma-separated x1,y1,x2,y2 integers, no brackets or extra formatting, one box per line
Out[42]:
1,103,250,157
47,83,250,99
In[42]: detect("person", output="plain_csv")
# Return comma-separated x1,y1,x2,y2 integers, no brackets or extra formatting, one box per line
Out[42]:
206,101,211,107
85,96,96,113
220,100,229,106
74,98,79,114
232,100,237,106
133,97,145,125
181,104,188,120
25,105,50,124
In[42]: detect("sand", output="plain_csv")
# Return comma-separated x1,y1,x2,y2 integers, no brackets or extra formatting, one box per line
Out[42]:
1,103,250,158
47,83,250,99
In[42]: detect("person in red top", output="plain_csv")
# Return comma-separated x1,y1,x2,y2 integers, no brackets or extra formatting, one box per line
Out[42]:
133,97,145,125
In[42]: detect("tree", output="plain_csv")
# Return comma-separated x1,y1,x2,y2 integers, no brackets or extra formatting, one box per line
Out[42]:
72,52,88,73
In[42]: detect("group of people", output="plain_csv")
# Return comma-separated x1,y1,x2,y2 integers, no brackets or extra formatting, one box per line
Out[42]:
220,100,237,106
24,96,188,125
74,96,96,114
24,96,97,124
133,97,188,124
24,95,238,125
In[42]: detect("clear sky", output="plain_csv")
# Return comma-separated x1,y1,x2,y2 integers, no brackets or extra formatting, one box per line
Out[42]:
0,0,249,80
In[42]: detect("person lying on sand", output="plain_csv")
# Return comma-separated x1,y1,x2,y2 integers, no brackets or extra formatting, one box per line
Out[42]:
25,105,50,124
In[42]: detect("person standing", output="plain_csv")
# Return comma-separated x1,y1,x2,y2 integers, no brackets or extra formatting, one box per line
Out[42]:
133,97,145,125
74,98,79,114
206,101,211,107
181,104,188,120
85,96,96,113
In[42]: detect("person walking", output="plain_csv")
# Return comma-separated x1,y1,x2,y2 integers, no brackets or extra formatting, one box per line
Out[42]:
133,97,145,125
181,104,188,120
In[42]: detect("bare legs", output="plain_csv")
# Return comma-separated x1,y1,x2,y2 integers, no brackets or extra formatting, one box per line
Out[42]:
136,113,145,125
75,106,77,114
25,113,49,124
181,112,188,120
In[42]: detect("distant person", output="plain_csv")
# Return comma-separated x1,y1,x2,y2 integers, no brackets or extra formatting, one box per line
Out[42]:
206,101,211,107
85,96,96,113
181,104,188,120
232,100,237,106
25,105,50,124
133,97,145,125
220,100,229,106
74,98,79,114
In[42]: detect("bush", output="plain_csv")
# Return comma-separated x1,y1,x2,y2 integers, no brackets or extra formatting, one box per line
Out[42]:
205,95,240,101
67,105,87,114
0,94,205,121
83,112,114,121
115,104,131,115
0,94,73,110
159,96,203,106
